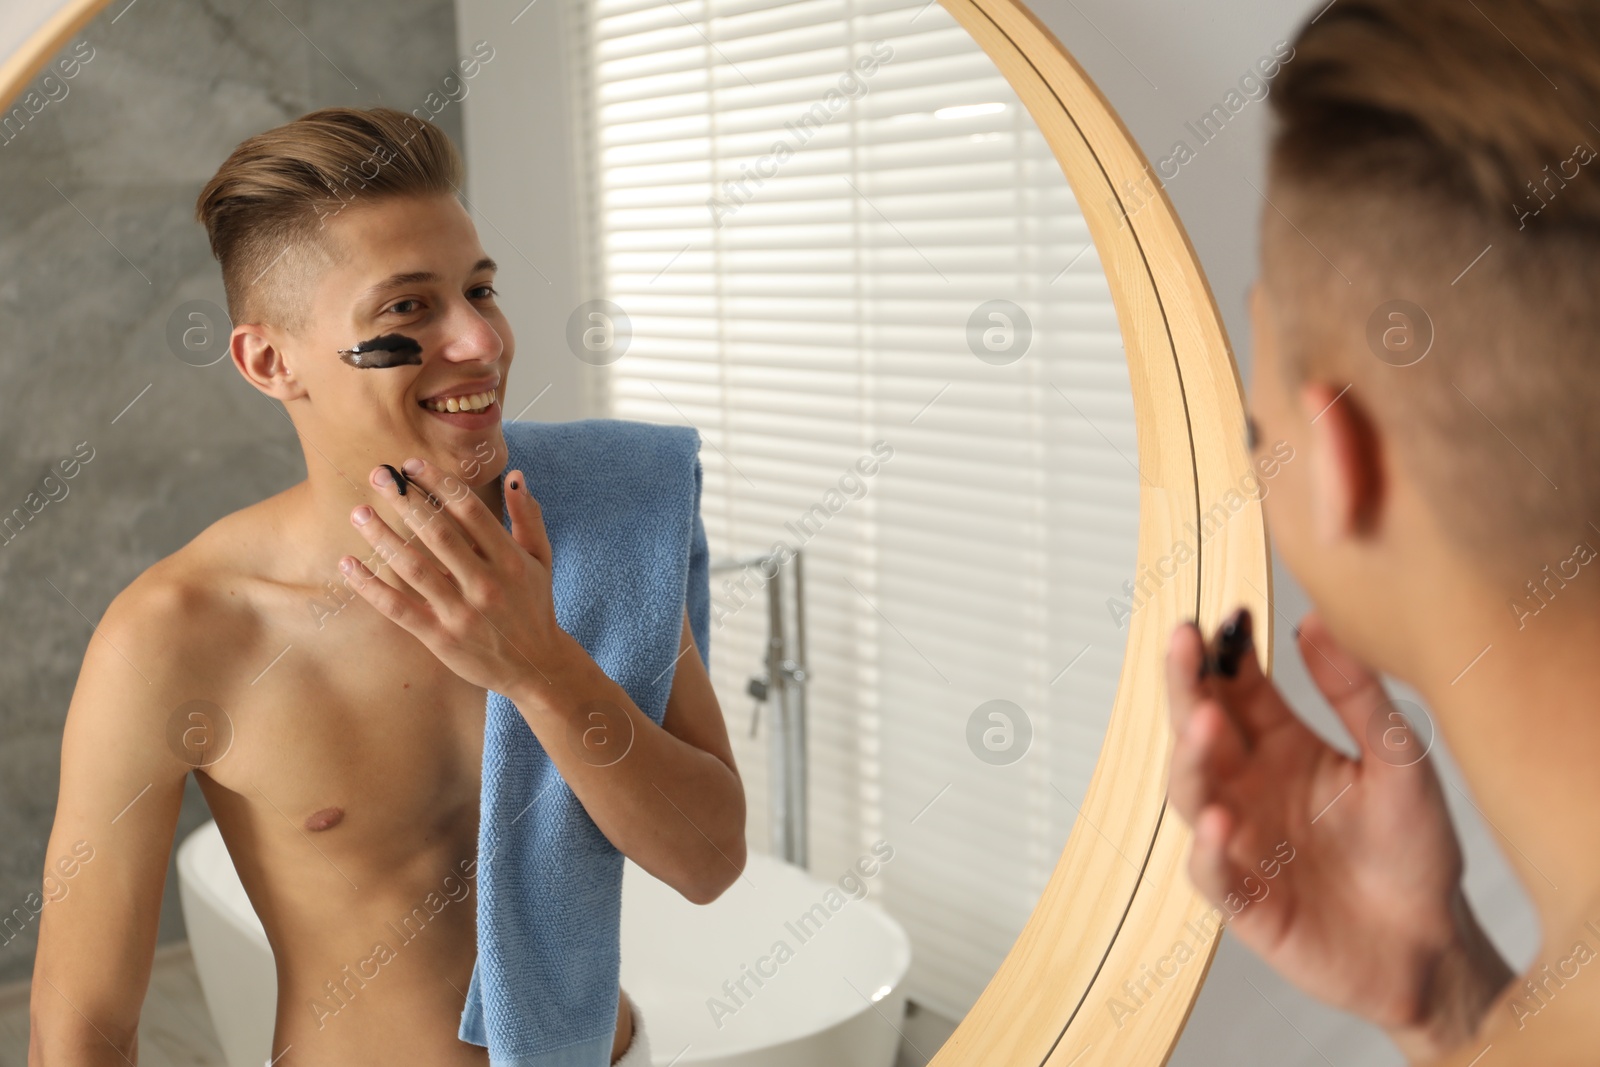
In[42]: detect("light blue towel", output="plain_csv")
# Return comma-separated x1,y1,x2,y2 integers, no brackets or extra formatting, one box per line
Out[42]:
458,417,711,1066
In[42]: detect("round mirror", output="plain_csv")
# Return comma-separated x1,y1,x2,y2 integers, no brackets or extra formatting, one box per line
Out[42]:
0,1,1266,1065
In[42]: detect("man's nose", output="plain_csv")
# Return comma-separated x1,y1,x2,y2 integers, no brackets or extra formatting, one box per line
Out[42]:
438,312,502,363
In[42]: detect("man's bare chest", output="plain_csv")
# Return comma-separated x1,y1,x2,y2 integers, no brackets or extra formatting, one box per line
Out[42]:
194,598,488,859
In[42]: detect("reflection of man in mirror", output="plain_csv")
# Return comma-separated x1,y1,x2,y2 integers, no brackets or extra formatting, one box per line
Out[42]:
29,107,745,1066
1165,0,1600,1062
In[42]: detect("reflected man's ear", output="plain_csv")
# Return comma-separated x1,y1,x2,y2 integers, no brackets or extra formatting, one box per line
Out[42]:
232,325,307,402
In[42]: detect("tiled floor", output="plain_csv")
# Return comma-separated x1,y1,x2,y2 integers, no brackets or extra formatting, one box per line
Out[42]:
0,942,227,1067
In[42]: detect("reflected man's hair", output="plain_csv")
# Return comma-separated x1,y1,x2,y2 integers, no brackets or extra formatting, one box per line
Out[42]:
194,106,464,336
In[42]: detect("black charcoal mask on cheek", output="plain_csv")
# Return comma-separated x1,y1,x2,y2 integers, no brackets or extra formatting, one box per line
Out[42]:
337,333,423,369
338,335,421,498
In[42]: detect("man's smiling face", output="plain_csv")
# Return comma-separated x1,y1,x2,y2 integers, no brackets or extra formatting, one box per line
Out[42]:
282,191,513,488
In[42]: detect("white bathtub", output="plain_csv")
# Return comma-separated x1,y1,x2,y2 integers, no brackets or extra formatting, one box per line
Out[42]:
176,821,912,1067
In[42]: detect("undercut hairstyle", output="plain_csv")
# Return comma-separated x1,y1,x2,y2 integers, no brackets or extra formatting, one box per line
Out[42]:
194,106,465,336
1263,0,1600,570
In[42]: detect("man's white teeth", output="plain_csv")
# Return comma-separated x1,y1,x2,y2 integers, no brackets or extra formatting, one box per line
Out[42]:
423,391,495,414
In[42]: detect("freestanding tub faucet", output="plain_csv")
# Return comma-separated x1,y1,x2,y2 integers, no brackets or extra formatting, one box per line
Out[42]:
709,548,809,868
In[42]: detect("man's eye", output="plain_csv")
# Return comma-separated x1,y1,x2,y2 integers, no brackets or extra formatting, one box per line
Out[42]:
386,299,420,315
472,285,499,299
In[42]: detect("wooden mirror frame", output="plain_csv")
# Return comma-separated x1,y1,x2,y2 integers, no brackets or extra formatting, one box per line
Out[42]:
925,2,1273,1063
0,0,1271,1062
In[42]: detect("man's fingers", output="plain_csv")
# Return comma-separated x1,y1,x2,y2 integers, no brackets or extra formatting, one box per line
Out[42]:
1187,803,1252,910
1202,606,1289,740
1209,606,1266,688
379,461,498,576
1294,611,1396,761
339,554,435,635
1165,619,1208,738
350,503,458,605
1169,699,1249,825
505,469,553,567
1168,608,1284,747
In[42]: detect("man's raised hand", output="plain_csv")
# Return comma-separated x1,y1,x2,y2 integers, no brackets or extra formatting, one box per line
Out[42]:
340,458,563,695
1165,608,1510,1058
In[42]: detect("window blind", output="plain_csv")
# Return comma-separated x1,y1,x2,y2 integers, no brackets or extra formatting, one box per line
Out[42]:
575,0,1141,1023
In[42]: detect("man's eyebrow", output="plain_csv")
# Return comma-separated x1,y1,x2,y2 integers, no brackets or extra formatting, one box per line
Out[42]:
355,257,499,305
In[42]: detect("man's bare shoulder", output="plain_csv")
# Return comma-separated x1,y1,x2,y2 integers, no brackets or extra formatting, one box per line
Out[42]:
54,497,301,779
96,495,292,689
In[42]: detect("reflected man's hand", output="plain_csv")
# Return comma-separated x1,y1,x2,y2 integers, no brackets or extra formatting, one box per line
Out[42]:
342,458,564,695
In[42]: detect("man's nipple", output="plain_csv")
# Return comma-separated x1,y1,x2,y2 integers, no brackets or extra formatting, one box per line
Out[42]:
305,806,345,832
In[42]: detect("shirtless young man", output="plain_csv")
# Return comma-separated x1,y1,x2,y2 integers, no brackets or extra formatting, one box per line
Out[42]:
1164,0,1600,1063
28,107,746,1065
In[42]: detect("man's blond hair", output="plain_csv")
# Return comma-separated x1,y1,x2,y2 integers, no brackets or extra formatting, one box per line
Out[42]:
1264,0,1600,569
195,106,464,335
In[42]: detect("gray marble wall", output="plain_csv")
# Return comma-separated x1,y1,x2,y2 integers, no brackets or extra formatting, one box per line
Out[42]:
0,0,466,986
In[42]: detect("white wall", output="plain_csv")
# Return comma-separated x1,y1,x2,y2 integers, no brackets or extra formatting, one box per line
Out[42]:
0,0,74,90
455,0,593,425
453,1,1540,1064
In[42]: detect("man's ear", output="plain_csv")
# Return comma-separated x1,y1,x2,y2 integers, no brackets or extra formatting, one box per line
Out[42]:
232,326,307,402
1298,381,1384,543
